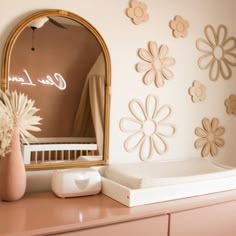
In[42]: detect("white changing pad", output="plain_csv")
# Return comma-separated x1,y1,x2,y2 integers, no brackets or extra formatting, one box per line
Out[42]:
103,159,235,189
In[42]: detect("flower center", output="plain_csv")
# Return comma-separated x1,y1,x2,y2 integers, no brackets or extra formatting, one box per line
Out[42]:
134,7,144,17
195,87,203,97
207,132,215,143
213,46,224,60
153,58,162,71
142,120,157,136
176,22,184,32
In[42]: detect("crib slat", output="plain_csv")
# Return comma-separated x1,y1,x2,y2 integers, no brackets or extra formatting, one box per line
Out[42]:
35,152,38,164
48,151,51,161
42,151,45,163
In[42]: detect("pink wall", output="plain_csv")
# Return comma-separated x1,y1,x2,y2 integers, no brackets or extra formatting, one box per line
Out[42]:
10,19,102,137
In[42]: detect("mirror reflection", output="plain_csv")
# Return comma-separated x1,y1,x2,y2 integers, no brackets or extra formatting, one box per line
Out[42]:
4,12,110,169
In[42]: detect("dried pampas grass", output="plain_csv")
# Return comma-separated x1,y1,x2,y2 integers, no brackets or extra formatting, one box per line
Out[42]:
0,90,42,157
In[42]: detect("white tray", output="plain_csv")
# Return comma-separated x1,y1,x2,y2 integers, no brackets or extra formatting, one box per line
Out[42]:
102,174,236,207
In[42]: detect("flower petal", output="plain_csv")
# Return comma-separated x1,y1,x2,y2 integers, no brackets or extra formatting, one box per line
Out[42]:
210,143,218,156
170,20,177,29
131,0,139,7
192,96,200,103
153,134,167,154
139,136,154,160
154,71,165,87
173,30,182,38
209,59,220,81
220,59,232,79
136,1,147,10
159,45,169,59
222,37,236,52
195,137,208,148
162,57,175,67
196,38,213,53
211,118,219,132
127,8,135,18
138,48,153,62
162,67,174,80
149,41,158,58
224,52,236,66
119,117,142,133
195,127,207,137
143,69,155,85
154,105,171,122
156,123,175,137
124,131,145,152
205,25,217,47
198,54,213,70
133,17,142,25
202,118,211,132
129,99,147,122
201,142,211,157
214,126,225,136
189,87,196,96
141,13,149,22
136,62,152,72
193,80,201,87
215,138,225,147
145,95,158,119
217,25,227,46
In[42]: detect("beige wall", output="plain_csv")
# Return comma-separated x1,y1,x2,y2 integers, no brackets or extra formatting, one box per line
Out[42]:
0,0,236,192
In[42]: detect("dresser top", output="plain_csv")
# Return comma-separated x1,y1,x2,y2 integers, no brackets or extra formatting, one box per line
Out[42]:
1,190,236,236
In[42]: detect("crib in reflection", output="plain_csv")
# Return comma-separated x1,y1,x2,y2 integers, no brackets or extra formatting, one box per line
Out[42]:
21,137,100,164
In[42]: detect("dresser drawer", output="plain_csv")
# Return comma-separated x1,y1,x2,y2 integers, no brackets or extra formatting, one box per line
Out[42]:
60,215,168,236
170,201,236,236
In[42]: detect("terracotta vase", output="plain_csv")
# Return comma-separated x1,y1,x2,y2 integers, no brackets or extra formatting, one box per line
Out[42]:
0,127,26,201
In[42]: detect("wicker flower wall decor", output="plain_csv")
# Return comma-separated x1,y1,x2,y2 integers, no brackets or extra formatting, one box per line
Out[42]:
0,90,42,158
194,117,225,157
126,0,149,25
225,95,236,115
136,41,176,87
170,15,189,38
196,24,236,81
188,80,206,103
119,95,176,161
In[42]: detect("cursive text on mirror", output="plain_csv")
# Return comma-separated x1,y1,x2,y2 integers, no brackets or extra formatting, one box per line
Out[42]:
9,69,67,90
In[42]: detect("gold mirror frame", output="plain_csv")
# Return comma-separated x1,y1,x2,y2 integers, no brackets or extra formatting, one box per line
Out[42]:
1,9,111,170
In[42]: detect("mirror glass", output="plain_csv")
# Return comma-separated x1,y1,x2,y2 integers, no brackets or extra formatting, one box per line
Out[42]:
1,10,111,170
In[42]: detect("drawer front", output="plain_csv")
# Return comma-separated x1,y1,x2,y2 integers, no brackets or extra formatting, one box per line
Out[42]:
170,201,236,236
60,215,168,236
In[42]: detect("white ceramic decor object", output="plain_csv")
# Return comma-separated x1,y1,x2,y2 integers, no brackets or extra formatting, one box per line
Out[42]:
51,168,101,198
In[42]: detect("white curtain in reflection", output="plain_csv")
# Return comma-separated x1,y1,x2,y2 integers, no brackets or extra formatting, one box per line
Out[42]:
73,53,105,154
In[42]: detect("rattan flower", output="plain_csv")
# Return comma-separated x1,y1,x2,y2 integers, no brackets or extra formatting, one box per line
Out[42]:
126,0,149,25
225,95,236,115
188,80,206,103
119,95,176,161
170,15,189,38
136,41,175,87
196,24,236,81
194,118,225,157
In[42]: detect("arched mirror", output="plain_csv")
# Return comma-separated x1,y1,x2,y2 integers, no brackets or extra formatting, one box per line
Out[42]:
1,9,111,170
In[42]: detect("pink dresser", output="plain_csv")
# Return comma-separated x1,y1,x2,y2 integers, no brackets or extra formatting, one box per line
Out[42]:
0,191,236,235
